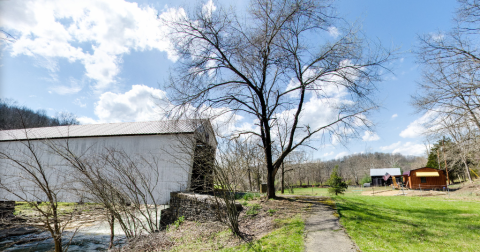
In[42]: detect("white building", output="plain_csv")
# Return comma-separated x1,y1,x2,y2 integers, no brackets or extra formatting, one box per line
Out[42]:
0,119,216,204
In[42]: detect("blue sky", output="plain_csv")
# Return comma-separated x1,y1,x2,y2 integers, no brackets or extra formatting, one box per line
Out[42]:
0,0,458,159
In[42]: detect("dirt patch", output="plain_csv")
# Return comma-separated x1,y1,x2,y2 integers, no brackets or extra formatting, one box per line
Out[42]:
458,214,479,217
361,189,448,197
118,196,310,251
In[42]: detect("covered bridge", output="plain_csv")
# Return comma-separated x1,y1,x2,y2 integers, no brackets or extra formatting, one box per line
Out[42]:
0,119,217,204
370,168,402,186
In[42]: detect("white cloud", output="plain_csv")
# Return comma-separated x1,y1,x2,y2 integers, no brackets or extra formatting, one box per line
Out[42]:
73,97,87,108
279,59,369,145
50,77,83,95
327,26,340,38
78,84,251,137
77,116,98,125
380,141,426,156
202,0,217,18
399,111,436,138
362,131,380,141
431,32,444,42
1,0,187,90
380,141,402,151
323,151,334,157
391,113,398,119
335,151,348,159
79,84,169,124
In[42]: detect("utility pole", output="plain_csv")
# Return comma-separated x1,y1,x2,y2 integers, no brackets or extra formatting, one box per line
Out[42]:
437,149,440,170
442,137,449,185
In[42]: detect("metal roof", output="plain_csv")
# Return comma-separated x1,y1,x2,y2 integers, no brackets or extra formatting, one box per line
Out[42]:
416,172,439,177
0,120,206,142
370,168,402,177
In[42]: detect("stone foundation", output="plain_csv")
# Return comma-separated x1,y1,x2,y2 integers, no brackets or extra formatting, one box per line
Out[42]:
0,201,15,218
160,192,242,228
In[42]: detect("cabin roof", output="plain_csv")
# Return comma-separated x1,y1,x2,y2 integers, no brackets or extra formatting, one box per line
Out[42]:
0,120,211,142
370,168,402,176
403,167,444,177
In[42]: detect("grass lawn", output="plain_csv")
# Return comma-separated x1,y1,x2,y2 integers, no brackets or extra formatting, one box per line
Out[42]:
278,187,330,196
221,215,305,252
335,195,480,252
277,186,366,197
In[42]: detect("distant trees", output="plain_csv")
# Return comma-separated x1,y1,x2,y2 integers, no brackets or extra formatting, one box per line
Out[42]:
211,148,425,191
0,99,79,130
426,137,476,183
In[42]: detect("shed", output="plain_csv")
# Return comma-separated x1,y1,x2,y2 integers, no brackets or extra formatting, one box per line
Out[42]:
403,167,447,190
0,119,217,204
370,168,402,186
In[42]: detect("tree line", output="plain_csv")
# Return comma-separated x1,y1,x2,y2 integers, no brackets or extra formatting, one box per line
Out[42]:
0,99,79,130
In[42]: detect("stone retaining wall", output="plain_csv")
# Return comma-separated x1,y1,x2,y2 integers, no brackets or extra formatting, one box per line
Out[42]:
0,201,15,218
160,192,242,228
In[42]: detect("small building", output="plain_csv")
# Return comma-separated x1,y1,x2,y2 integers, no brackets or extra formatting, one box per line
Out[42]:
402,167,447,190
370,168,402,186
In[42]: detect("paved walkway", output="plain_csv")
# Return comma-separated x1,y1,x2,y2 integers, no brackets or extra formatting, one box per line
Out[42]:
286,196,360,252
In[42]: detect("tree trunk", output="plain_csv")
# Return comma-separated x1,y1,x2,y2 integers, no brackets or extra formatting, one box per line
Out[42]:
281,162,285,194
257,166,261,192
54,236,62,252
248,167,253,191
267,166,276,199
463,159,473,183
298,169,302,187
109,215,115,249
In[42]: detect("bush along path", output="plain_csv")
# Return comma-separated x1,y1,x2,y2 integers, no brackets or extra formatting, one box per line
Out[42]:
286,196,360,252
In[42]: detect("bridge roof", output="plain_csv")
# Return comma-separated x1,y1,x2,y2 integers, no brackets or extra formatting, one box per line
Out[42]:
0,120,210,142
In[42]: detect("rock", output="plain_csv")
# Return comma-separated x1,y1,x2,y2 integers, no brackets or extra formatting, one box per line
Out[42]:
0,226,40,239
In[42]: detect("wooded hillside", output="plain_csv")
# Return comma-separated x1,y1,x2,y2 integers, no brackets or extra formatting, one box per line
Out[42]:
0,99,79,130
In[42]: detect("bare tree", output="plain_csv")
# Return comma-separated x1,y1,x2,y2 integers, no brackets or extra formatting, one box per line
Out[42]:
415,0,480,182
164,0,393,198
414,0,480,135
0,130,71,252
49,140,165,247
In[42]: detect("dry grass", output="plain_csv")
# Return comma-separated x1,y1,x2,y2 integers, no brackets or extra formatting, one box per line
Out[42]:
118,196,311,251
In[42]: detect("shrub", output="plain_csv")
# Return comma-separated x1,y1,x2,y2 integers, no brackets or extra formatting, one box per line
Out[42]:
267,209,277,215
327,166,348,195
172,216,185,229
360,174,371,185
243,192,260,201
246,203,261,215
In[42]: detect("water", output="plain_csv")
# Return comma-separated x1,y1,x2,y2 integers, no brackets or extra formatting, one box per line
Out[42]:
1,206,166,251
1,231,125,251
0,221,128,252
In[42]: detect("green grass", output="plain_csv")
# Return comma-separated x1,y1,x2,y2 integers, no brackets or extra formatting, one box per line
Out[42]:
245,203,261,215
335,195,480,252
278,187,330,196
14,201,95,215
277,186,366,196
240,192,262,201
221,215,305,252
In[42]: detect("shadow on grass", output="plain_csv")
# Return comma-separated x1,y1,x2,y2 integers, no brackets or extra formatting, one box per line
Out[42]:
333,196,480,251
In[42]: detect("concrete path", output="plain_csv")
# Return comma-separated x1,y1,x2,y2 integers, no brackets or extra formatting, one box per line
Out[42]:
285,196,360,252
